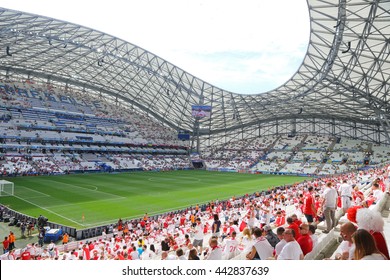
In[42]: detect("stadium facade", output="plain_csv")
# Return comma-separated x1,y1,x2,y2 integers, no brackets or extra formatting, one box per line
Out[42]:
0,0,390,152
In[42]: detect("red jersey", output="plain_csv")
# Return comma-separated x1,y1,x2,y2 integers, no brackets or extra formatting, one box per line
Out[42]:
371,231,390,260
288,223,301,240
83,247,91,260
303,193,315,215
180,216,186,226
297,234,313,256
21,251,31,260
2,239,9,250
274,215,286,227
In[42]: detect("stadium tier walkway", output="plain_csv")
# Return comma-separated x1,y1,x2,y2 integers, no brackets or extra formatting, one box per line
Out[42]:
0,221,40,249
383,197,390,249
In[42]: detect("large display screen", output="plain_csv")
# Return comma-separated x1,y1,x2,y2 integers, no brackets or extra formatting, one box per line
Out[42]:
191,105,212,118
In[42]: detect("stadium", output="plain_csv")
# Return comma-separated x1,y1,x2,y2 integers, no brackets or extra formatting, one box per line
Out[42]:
0,0,389,261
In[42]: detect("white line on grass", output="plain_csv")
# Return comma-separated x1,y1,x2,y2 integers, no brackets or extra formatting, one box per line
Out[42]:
43,179,126,199
18,185,51,197
83,184,98,191
50,196,126,208
147,176,201,182
12,193,85,226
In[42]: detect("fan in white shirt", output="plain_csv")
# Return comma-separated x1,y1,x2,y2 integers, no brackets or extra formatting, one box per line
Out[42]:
222,231,239,260
204,238,223,260
277,228,304,260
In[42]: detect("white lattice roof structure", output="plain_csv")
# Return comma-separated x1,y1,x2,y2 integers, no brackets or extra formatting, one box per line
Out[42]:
1,1,390,150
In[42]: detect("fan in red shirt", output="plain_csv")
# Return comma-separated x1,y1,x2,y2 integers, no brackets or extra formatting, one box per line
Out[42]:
2,236,9,254
82,244,91,260
179,214,186,227
91,250,99,260
273,211,286,227
286,216,301,240
352,185,365,205
291,214,303,228
21,249,31,260
296,223,313,256
303,186,317,224
115,250,125,260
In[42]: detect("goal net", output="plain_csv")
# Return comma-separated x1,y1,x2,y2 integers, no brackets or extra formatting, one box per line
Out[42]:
0,180,14,196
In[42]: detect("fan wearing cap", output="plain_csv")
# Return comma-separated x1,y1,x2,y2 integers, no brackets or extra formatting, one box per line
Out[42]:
296,223,313,256
263,225,279,248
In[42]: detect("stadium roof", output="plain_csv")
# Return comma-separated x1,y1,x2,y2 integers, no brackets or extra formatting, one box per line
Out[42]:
1,0,390,144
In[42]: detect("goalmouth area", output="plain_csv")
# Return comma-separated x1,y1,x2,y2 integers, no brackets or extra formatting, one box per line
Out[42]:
0,179,14,196
0,170,306,233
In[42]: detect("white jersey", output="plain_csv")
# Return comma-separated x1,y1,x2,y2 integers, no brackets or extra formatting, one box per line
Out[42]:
277,240,303,260
193,223,204,240
322,187,338,208
222,238,239,260
310,234,319,248
206,247,223,260
253,237,274,260
373,189,384,203
338,240,355,260
275,239,287,257
241,236,255,254
339,183,353,197
361,253,386,260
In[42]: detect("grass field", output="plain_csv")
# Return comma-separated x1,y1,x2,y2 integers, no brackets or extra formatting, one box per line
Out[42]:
0,170,308,229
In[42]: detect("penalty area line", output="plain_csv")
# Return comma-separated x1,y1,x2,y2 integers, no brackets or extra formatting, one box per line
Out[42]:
12,194,84,226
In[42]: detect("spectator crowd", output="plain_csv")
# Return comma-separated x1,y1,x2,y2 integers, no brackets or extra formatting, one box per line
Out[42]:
2,163,389,260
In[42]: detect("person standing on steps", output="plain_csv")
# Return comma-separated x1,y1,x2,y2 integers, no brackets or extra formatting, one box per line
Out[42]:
321,182,338,234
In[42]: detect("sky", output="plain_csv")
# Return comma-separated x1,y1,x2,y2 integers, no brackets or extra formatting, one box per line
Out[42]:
1,0,310,94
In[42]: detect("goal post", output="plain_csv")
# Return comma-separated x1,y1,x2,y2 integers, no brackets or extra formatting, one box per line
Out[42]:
0,180,14,196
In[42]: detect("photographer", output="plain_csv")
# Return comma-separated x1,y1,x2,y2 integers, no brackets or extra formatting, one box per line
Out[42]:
38,227,45,247
38,215,48,227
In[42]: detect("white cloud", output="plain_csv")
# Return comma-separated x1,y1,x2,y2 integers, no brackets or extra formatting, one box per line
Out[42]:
1,0,310,94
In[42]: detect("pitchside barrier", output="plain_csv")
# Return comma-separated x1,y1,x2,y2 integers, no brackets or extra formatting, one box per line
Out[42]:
1,204,192,241
0,205,77,239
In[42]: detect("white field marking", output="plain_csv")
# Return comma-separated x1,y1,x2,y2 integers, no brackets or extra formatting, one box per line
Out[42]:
11,193,84,226
147,176,201,182
23,196,50,199
17,185,51,197
43,179,125,199
49,196,127,208
84,184,98,191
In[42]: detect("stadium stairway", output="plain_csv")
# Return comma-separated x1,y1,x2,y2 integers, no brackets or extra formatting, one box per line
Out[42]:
382,194,390,247
322,193,390,260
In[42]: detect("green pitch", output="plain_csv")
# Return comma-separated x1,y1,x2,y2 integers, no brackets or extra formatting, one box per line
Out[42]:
0,170,307,229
